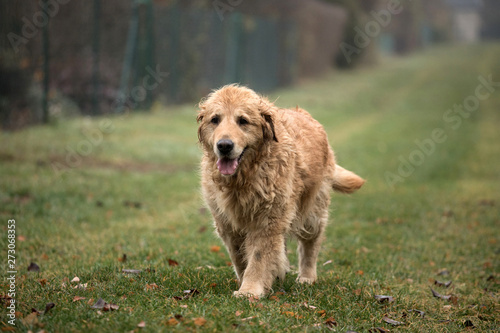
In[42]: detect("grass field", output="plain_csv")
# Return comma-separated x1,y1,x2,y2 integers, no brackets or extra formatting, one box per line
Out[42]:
1,43,499,332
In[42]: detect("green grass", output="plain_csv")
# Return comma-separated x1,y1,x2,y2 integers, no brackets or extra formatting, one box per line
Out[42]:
1,43,499,332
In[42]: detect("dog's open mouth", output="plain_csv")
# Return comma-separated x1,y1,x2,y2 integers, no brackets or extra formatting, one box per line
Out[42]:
216,148,247,176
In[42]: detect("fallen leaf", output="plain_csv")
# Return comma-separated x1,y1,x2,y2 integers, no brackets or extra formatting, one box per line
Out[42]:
71,276,80,283
408,309,425,317
374,295,394,303
210,245,221,252
39,279,48,286
356,270,364,275
241,316,257,321
91,298,106,309
28,262,40,272
17,235,26,241
73,283,87,290
302,302,317,310
145,283,159,291
123,200,142,209
122,269,142,274
167,317,179,325
193,317,207,326
248,296,259,303
137,320,146,328
323,260,333,266
368,328,390,333
235,310,243,316
41,253,49,260
434,280,452,288
269,296,279,301
282,311,295,317
73,296,86,302
118,254,127,262
382,316,404,326
183,289,200,297
44,302,55,314
317,310,326,317
168,259,179,266
430,288,452,300
325,317,338,328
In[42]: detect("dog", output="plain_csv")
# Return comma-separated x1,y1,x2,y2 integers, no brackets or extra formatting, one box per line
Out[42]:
197,84,364,297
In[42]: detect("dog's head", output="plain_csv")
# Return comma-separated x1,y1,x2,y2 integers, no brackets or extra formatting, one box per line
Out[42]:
197,84,277,176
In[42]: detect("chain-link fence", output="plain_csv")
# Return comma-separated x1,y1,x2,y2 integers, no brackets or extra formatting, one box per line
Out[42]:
1,0,349,129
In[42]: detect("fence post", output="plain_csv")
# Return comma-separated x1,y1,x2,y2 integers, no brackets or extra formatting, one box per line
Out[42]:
92,0,101,115
42,0,50,124
117,0,139,113
144,0,154,109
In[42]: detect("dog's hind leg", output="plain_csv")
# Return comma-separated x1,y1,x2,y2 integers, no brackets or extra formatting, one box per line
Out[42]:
296,186,329,284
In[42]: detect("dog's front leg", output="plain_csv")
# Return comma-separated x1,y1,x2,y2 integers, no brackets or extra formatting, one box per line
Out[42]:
234,230,288,298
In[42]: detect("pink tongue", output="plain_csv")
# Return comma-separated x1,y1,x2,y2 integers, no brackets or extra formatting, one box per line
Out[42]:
217,158,239,175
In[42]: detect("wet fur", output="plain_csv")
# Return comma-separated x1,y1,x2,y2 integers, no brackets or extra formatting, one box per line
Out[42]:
197,84,365,297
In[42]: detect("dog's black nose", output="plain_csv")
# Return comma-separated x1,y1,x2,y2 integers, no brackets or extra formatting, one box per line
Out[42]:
217,139,234,155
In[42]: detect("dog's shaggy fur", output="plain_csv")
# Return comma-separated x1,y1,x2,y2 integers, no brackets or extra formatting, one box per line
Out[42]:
197,85,364,297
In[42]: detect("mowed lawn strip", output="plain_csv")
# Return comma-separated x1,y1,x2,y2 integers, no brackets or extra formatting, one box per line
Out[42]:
1,43,499,332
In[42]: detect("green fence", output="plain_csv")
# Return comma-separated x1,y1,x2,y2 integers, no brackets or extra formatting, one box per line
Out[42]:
0,0,298,127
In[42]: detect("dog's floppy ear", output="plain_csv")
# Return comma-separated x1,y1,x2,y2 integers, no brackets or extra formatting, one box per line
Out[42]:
196,103,206,144
259,100,278,142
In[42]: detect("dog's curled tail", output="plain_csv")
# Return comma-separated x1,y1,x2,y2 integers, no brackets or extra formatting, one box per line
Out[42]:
331,165,365,194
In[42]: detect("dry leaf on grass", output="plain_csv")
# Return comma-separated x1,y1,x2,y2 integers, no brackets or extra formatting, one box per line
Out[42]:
173,289,200,300
430,288,452,300
167,317,179,326
434,280,452,288
193,317,207,326
28,262,40,272
145,283,159,291
210,245,221,252
118,254,127,262
137,320,146,328
382,316,404,326
325,317,338,329
122,269,142,274
91,298,118,311
44,302,55,314
168,259,179,266
408,309,425,317
368,328,390,333
71,276,80,283
374,295,394,303
302,302,317,310
73,296,86,302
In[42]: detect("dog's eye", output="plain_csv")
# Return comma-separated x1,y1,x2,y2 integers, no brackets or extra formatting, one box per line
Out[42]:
210,116,220,125
238,117,249,126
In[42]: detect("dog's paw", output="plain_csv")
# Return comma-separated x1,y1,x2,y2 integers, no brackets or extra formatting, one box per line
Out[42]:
296,276,316,284
233,290,257,298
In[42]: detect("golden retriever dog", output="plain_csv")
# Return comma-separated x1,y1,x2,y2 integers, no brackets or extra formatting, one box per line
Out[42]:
197,84,364,297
